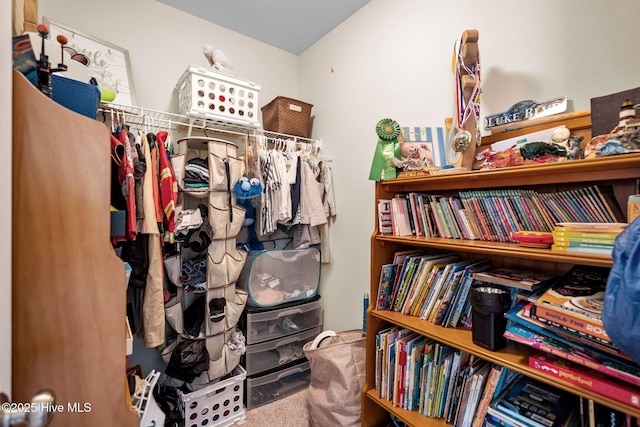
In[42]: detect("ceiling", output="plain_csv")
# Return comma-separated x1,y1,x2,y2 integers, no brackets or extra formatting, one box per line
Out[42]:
157,0,371,55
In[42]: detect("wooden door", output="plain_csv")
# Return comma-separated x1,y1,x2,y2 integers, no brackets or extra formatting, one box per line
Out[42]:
11,70,138,427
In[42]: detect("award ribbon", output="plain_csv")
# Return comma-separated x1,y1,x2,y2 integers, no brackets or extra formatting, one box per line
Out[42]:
369,118,401,181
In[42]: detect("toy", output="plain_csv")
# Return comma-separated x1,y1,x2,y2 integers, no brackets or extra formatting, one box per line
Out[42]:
234,177,263,250
566,135,584,160
203,44,235,76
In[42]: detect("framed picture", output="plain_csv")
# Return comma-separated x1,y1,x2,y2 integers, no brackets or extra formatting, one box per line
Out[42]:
401,126,448,167
43,17,136,106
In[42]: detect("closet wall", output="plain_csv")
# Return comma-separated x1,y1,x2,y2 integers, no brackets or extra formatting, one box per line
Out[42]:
35,0,640,337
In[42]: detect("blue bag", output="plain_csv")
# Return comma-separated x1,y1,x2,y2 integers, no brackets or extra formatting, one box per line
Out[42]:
602,217,640,365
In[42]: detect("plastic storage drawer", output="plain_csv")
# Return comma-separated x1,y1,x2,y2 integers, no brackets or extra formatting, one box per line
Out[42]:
245,360,311,410
244,296,323,345
243,326,321,376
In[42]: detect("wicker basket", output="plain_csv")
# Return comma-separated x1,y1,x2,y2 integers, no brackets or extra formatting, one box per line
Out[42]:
261,96,313,138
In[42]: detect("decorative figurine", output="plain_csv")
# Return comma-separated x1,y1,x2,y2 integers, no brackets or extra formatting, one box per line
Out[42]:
35,23,68,98
566,135,584,160
203,45,235,76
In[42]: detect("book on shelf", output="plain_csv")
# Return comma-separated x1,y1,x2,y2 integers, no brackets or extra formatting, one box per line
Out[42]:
406,336,430,411
441,350,465,422
421,258,476,322
460,361,492,427
506,301,633,363
532,264,612,344
504,322,640,387
390,197,413,236
472,364,504,427
551,240,615,250
376,263,397,310
555,222,627,233
445,259,492,328
393,331,420,408
550,245,614,256
387,251,424,309
490,373,578,427
399,253,458,315
551,232,618,245
428,259,480,325
472,267,558,292
377,199,393,235
391,255,424,312
529,352,640,410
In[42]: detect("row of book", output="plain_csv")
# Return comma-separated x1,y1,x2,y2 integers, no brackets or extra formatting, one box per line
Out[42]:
502,264,640,414
378,184,625,241
373,324,633,427
550,223,626,256
375,249,493,328
375,326,509,426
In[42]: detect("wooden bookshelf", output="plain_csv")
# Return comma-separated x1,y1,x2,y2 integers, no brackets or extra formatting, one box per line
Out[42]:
363,114,640,426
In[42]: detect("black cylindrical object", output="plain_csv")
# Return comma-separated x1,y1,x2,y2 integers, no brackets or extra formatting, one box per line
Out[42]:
470,285,511,351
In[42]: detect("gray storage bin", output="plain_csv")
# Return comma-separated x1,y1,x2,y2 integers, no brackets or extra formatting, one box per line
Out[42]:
244,297,323,345
243,326,321,376
245,361,311,410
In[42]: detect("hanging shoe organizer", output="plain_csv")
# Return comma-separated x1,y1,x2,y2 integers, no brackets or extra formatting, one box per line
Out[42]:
167,136,250,384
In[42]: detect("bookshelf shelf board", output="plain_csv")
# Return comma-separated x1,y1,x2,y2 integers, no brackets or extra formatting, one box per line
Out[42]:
365,388,450,427
371,309,640,420
380,153,640,193
374,235,613,268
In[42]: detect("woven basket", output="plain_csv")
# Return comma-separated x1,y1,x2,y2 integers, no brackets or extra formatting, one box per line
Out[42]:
261,96,313,138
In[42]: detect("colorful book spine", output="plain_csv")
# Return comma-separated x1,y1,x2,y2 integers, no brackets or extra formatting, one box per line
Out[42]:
550,245,613,256
551,241,614,249
532,302,611,343
504,323,640,387
529,352,640,409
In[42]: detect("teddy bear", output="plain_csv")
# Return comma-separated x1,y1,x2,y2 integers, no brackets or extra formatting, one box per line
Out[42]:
203,44,235,76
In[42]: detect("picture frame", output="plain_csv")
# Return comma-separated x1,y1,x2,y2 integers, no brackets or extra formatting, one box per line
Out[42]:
43,17,137,106
401,126,448,167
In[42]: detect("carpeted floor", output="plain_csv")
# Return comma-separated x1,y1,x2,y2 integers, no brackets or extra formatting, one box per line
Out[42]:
240,388,309,426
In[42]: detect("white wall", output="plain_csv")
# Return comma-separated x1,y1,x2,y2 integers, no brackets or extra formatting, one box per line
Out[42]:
1,0,12,398
300,0,640,332
35,0,640,340
40,0,300,113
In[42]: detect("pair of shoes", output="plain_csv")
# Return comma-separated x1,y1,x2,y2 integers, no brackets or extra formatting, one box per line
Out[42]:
209,298,226,322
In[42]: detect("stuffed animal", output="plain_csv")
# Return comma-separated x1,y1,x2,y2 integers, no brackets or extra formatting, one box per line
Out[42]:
234,177,263,250
203,44,235,76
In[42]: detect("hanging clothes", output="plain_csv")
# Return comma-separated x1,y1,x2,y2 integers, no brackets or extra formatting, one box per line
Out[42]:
131,132,146,222
139,133,165,348
156,130,179,243
110,130,137,242
299,157,327,228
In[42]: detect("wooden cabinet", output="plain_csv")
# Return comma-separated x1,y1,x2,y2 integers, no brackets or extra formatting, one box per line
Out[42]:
362,113,640,426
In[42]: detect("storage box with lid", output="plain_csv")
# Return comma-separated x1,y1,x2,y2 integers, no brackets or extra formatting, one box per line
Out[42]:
178,365,246,427
242,325,321,376
245,360,311,410
238,246,321,308
241,295,323,345
176,65,261,128
261,96,313,138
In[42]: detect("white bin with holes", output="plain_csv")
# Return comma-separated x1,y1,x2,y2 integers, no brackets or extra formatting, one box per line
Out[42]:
179,365,247,427
177,65,261,128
